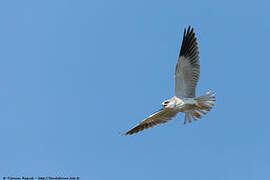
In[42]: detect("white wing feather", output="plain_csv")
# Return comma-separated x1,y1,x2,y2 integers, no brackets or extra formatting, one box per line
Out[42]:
175,26,200,98
124,109,178,135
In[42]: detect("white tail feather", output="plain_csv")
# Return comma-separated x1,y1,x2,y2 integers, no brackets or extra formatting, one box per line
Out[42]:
184,90,216,124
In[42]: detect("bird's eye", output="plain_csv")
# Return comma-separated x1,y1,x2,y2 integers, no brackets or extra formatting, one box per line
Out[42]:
163,101,169,105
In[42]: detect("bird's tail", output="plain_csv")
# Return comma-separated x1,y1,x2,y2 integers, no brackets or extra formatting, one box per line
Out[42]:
184,90,216,124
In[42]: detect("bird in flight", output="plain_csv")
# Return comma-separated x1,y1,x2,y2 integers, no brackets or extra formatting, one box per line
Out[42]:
124,26,216,135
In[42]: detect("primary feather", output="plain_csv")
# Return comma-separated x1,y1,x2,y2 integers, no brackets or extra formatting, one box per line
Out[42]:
124,109,178,135
175,26,200,98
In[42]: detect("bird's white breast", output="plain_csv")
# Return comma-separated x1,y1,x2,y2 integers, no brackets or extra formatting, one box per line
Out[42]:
173,96,197,112
182,98,197,105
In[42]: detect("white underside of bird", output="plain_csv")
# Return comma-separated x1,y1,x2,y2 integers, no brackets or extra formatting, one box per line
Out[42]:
124,26,216,135
163,90,216,124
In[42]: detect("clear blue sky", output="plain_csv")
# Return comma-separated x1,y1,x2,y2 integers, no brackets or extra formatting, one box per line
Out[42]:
0,0,269,179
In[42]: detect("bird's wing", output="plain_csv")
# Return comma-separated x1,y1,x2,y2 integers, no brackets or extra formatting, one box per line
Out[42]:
124,109,178,135
175,26,200,98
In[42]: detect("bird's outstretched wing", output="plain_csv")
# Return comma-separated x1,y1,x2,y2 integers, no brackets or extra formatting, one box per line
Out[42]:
124,109,178,135
175,26,200,98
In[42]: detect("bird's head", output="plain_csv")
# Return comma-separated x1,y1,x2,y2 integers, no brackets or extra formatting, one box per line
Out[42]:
162,99,174,108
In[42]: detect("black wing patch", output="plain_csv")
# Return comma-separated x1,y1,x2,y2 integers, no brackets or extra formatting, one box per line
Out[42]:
179,26,199,65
